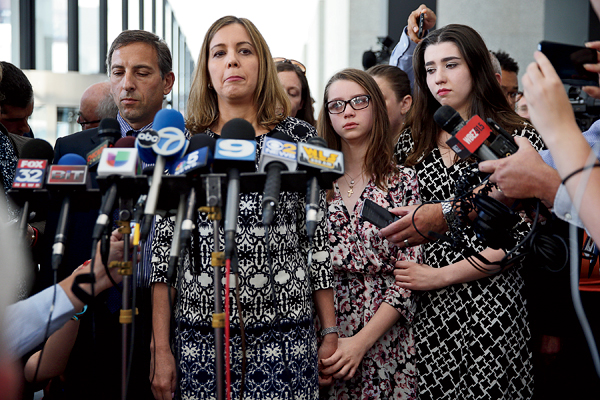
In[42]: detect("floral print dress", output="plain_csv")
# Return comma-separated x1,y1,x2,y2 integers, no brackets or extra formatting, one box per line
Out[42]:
323,166,422,400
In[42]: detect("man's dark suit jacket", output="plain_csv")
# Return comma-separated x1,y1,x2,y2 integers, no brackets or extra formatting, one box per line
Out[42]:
54,127,102,161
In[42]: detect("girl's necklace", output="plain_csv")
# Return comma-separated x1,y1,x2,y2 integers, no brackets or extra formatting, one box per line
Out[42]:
343,171,362,198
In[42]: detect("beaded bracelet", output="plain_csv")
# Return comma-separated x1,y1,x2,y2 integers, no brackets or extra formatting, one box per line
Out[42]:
71,305,88,321
561,162,600,185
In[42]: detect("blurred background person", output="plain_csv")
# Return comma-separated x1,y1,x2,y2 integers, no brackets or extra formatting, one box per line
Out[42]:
492,50,522,110
0,61,35,138
76,81,118,131
318,68,421,399
367,64,412,141
151,16,335,400
388,4,437,89
275,58,316,125
516,95,530,120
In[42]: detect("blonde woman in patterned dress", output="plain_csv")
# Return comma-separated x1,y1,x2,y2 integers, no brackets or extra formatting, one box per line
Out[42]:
317,68,422,399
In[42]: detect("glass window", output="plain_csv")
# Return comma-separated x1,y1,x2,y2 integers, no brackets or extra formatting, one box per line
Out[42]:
171,20,179,111
128,0,139,30
35,0,68,72
56,106,78,140
155,0,163,38
29,104,49,142
163,3,172,108
79,0,100,74
107,0,123,46
178,32,186,112
0,1,13,63
144,0,153,32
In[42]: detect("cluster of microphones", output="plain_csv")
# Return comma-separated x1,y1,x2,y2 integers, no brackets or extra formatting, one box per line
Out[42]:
8,109,344,273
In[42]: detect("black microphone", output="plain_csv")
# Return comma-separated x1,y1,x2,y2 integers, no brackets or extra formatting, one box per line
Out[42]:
296,136,344,239
174,134,216,243
47,153,90,270
258,133,297,226
9,139,54,236
92,137,141,240
166,134,216,283
433,105,498,160
20,138,55,163
86,118,122,168
135,109,188,240
213,118,257,259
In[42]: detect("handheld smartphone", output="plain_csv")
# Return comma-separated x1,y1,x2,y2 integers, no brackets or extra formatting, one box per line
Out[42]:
361,199,399,229
417,13,425,39
538,40,599,87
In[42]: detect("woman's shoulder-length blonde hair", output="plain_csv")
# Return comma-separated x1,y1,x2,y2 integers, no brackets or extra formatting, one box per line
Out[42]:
186,16,290,134
317,68,396,192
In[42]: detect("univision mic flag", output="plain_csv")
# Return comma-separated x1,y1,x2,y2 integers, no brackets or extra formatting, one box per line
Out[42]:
97,148,142,176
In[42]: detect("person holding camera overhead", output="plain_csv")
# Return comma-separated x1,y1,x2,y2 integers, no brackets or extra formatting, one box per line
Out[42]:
150,15,336,400
379,24,544,399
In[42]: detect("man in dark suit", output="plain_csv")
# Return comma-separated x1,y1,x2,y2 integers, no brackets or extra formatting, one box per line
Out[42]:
37,29,175,400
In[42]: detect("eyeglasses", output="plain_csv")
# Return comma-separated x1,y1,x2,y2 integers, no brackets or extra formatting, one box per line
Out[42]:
326,95,371,114
502,87,523,102
508,91,523,102
77,117,102,129
273,57,306,74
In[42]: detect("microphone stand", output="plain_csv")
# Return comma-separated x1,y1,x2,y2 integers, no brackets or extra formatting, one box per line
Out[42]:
200,174,225,400
117,198,133,400
96,175,147,400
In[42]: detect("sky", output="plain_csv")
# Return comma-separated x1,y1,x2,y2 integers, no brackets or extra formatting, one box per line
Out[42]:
169,0,320,62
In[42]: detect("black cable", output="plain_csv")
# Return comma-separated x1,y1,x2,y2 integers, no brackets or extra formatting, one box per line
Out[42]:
234,272,246,400
125,239,139,400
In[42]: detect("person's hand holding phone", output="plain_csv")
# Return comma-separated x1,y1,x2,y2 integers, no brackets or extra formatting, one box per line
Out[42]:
522,51,580,147
407,4,436,44
582,41,600,99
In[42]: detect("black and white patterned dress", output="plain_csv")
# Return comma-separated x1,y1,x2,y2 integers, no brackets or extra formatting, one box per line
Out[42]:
151,117,332,400
395,124,544,400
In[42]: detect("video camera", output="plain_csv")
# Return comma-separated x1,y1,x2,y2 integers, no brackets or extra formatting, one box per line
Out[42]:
362,36,395,70
568,86,600,131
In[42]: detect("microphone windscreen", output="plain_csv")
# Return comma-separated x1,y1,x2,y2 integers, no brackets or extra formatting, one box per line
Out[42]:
187,134,216,154
153,109,186,132
20,138,54,163
57,153,87,166
307,136,327,147
98,118,122,142
272,132,294,142
114,136,136,148
221,118,256,140
433,105,463,133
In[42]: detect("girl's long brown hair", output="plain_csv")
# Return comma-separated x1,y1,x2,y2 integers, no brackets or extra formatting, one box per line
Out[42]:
404,24,528,166
317,68,396,192
186,16,290,134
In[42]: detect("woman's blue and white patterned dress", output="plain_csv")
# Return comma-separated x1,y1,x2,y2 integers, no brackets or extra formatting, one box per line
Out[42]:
152,117,332,400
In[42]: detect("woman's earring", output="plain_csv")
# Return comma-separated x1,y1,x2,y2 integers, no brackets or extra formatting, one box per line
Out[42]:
208,83,213,90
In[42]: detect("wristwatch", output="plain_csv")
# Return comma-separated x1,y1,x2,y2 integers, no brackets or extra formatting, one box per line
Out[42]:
442,201,457,230
320,326,340,337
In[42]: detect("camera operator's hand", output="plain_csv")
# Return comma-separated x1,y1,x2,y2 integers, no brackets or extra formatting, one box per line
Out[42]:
582,41,600,99
479,136,561,208
522,51,580,148
407,4,436,44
